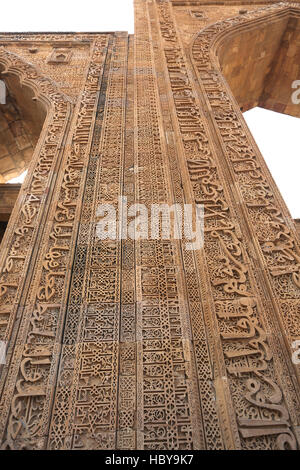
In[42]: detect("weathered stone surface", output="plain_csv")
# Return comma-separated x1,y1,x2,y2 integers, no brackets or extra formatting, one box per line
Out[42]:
0,0,299,450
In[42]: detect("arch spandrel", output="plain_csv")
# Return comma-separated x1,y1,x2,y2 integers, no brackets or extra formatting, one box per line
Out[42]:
0,41,92,102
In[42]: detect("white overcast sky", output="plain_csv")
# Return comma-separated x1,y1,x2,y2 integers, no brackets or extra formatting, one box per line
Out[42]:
244,108,300,219
2,1,299,219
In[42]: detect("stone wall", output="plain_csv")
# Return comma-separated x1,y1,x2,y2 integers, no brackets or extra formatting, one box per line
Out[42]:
0,0,299,450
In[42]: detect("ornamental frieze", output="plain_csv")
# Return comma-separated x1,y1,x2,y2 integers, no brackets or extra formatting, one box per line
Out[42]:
0,0,299,451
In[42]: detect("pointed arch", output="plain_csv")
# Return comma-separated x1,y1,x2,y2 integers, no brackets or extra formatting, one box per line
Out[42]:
0,47,72,343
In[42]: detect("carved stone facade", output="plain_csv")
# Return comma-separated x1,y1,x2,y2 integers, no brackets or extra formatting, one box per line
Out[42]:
0,0,300,450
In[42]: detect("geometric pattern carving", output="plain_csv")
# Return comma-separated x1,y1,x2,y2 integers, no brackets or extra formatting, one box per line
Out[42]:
0,0,299,450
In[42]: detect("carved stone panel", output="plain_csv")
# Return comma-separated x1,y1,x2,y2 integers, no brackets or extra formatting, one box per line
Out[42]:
0,0,299,450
